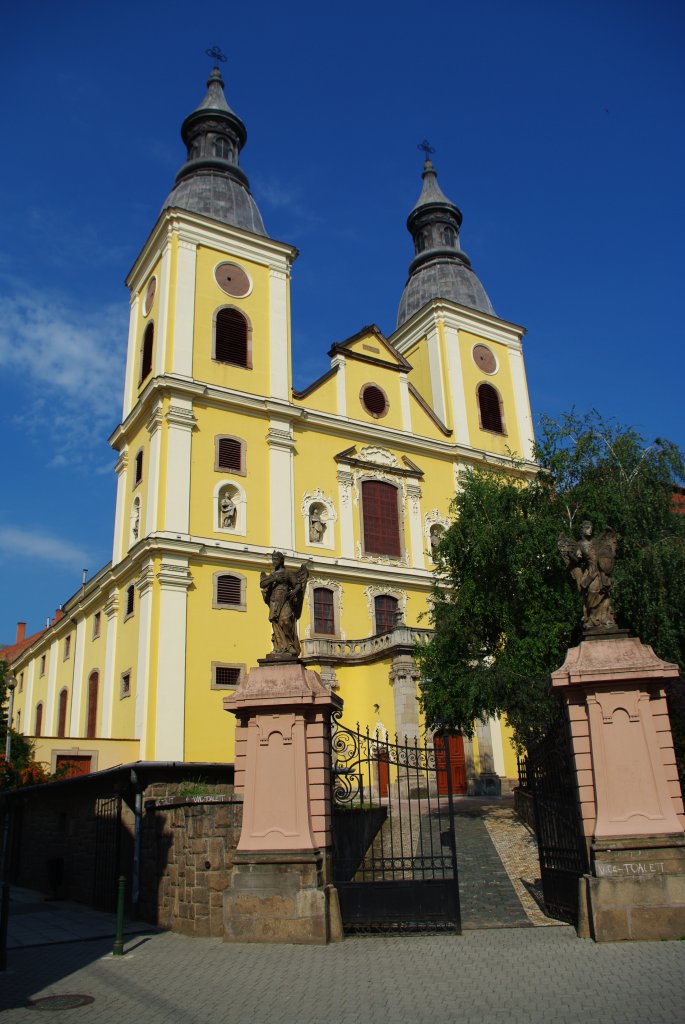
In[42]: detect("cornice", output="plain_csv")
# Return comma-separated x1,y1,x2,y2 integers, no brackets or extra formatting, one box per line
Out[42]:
391,298,526,353
109,375,303,449
126,208,298,294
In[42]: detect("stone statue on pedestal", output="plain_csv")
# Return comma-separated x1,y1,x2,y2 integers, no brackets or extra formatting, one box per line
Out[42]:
558,521,618,630
260,551,309,659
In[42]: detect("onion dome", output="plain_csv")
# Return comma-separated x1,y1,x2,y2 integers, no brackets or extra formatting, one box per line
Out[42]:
397,159,494,326
163,67,267,236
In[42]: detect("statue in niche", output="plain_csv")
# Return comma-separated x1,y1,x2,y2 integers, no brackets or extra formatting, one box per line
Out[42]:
558,521,618,630
429,525,443,557
220,491,237,528
260,551,309,659
132,503,140,542
309,505,326,543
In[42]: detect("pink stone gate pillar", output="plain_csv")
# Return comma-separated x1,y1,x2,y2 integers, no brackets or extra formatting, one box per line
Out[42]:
552,633,685,941
222,661,343,944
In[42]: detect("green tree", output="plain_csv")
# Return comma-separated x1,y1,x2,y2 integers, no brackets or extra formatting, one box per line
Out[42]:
417,411,685,754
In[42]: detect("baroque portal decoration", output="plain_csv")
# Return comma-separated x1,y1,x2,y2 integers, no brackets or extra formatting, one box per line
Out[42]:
260,551,310,659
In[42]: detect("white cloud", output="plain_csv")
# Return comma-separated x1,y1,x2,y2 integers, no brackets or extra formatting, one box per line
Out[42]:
0,526,90,567
0,281,127,467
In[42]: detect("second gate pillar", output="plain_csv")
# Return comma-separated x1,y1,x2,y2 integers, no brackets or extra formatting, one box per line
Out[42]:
552,633,685,941
222,661,343,944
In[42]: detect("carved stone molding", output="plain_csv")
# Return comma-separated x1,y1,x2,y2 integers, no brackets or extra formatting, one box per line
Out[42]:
166,405,197,430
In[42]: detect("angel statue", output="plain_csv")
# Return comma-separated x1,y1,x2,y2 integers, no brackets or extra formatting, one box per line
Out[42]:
558,521,618,630
259,551,310,659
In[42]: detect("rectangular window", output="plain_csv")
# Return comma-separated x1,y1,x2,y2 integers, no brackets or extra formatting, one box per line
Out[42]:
361,480,402,557
134,450,144,484
120,671,131,699
211,663,244,689
313,587,335,635
93,612,101,639
18,671,24,693
125,585,135,618
40,655,46,677
213,573,246,610
215,436,245,474
63,635,71,660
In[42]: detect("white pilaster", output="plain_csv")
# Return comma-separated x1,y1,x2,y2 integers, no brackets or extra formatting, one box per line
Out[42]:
406,483,425,569
23,661,35,736
101,589,119,738
267,419,295,549
269,267,289,400
112,450,129,565
427,324,447,423
155,241,172,376
399,372,411,431
508,347,535,460
333,354,347,416
68,617,86,736
154,557,192,760
171,239,197,378
489,714,507,777
122,295,140,420
134,562,155,757
45,638,59,735
145,402,164,535
163,400,197,535
444,324,470,445
337,468,355,559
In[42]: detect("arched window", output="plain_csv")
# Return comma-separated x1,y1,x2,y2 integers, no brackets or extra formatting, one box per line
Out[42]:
86,671,99,739
416,232,426,254
313,587,335,635
443,226,456,246
361,480,401,557
214,137,231,159
134,449,144,485
125,584,135,618
214,573,246,610
214,308,251,368
34,702,43,737
374,595,399,634
57,689,68,738
477,383,504,434
140,322,154,382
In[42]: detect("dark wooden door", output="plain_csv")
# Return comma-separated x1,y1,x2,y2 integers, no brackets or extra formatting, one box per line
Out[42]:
436,733,467,795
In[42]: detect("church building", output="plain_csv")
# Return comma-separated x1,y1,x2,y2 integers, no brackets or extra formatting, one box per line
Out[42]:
7,66,536,793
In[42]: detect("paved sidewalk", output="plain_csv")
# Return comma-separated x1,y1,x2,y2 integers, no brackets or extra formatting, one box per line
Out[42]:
5,887,158,950
3,924,685,1023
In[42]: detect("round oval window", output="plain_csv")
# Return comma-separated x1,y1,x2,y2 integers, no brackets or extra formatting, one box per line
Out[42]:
472,344,497,374
361,384,388,418
215,262,251,298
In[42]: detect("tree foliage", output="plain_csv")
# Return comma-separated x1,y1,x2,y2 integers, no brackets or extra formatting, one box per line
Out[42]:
417,411,685,751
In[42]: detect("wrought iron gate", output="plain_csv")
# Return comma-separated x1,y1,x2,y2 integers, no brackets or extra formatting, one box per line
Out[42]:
92,795,122,911
331,713,461,933
526,715,587,924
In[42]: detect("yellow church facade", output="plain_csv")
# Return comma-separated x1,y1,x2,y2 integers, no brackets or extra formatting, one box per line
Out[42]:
9,67,535,792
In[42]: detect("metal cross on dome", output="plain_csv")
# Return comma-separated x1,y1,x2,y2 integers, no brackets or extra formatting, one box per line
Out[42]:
417,139,436,160
206,46,227,63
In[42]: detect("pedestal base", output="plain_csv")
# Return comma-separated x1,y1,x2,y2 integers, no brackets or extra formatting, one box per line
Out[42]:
581,834,685,941
223,850,342,945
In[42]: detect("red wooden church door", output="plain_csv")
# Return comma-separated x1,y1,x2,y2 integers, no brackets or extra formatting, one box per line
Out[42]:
436,733,467,795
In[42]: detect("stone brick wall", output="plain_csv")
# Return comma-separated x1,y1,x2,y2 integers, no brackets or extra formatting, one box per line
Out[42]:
3,763,238,933
140,787,243,938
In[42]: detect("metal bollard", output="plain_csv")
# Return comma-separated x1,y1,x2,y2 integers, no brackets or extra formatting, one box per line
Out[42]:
112,875,126,956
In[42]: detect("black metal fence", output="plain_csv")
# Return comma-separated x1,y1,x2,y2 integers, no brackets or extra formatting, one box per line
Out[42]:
525,715,587,924
331,713,461,933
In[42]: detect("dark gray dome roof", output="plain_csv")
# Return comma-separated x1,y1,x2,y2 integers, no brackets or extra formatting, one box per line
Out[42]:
398,255,495,324
397,160,494,326
163,172,266,235
162,67,267,236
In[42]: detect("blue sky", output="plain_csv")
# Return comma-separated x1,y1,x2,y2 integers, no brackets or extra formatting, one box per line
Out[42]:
1,0,684,642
